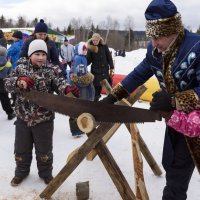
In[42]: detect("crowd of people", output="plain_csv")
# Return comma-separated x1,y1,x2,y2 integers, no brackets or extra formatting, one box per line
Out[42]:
1,0,200,199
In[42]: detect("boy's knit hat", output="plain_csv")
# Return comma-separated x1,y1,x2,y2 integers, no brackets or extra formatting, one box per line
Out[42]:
145,0,184,38
12,31,23,39
28,39,48,56
34,19,48,33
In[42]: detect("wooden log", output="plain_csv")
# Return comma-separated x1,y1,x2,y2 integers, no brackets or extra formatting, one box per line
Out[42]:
77,113,97,133
130,123,149,200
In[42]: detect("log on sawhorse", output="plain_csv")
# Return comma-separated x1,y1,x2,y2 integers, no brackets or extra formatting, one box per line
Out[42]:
87,80,162,177
40,121,136,200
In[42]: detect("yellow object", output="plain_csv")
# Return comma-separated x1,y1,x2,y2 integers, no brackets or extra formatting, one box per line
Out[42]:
140,77,160,102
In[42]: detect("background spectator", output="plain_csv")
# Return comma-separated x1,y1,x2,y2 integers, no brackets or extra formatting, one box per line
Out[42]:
60,38,74,69
0,46,15,120
87,33,114,101
7,31,24,69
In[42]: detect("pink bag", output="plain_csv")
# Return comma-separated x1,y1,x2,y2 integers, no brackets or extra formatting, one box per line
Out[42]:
167,110,200,137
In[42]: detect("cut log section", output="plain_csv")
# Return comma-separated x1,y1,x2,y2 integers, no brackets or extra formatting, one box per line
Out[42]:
77,113,97,133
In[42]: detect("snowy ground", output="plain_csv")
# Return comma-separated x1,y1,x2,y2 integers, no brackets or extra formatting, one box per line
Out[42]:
0,49,200,199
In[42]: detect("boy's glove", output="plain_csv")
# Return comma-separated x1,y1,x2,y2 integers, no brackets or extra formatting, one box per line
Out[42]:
17,76,34,89
150,90,175,111
100,94,117,104
65,85,80,98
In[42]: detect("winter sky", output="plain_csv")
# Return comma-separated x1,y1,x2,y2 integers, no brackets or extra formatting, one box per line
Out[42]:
0,0,200,31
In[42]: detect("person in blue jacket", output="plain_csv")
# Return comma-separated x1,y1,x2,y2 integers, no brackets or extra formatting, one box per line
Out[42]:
101,0,200,199
19,19,60,67
7,31,24,69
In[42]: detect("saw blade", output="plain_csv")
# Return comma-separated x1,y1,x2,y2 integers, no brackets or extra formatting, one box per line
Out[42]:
23,90,162,123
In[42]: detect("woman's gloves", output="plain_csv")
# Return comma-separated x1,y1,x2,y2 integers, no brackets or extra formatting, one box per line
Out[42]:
150,90,175,111
17,76,34,89
65,85,80,98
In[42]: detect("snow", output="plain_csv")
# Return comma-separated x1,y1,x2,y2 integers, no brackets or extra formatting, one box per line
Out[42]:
1,49,200,200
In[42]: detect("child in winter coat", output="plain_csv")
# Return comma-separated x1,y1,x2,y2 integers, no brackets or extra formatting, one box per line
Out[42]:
4,39,79,186
0,46,16,120
69,42,95,136
70,42,94,101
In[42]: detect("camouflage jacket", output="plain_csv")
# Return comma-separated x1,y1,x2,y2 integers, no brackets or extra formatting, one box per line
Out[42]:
4,57,68,126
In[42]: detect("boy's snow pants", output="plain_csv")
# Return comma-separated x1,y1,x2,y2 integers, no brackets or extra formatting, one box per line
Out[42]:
14,118,53,179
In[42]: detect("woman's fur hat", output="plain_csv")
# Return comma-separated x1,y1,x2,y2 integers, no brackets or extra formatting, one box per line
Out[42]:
87,33,104,53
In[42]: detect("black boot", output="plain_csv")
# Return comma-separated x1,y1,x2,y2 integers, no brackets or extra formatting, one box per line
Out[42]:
10,176,27,186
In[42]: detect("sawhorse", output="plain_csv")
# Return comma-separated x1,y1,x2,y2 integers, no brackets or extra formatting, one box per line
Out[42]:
39,81,162,200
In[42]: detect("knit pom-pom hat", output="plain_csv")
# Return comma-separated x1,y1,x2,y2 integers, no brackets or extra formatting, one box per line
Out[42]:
34,19,48,33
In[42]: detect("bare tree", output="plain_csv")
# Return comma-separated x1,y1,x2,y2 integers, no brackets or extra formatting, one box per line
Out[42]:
7,18,14,28
30,18,38,27
113,20,120,30
104,16,113,43
16,16,27,28
0,15,6,28
70,17,82,43
124,15,134,50
84,16,93,41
